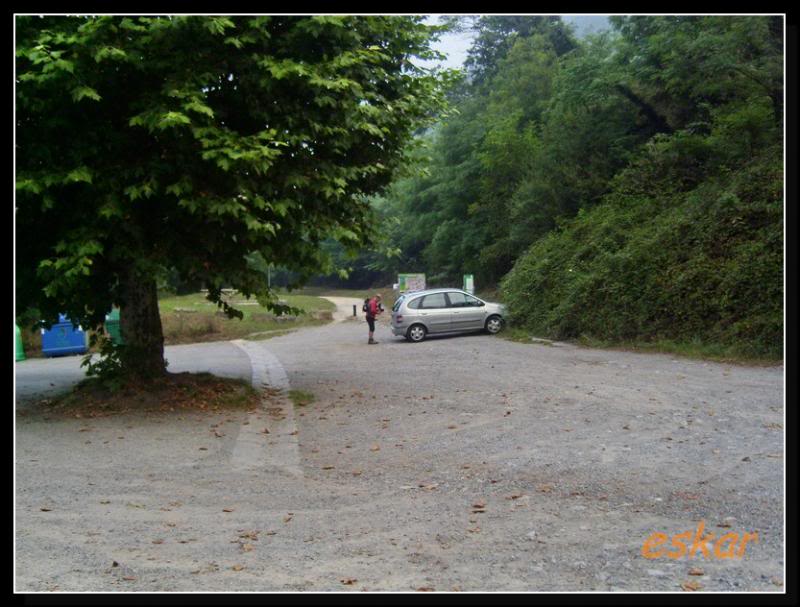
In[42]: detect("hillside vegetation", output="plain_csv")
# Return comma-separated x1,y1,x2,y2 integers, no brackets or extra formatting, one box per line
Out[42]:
358,16,783,360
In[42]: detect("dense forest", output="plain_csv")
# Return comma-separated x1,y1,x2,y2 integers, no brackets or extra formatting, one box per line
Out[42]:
323,16,784,359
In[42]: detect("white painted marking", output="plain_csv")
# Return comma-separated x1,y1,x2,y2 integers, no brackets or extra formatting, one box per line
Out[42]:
230,340,301,476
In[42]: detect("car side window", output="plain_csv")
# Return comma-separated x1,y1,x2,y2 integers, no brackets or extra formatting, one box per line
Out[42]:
420,293,447,309
446,292,468,308
407,297,422,310
465,294,482,307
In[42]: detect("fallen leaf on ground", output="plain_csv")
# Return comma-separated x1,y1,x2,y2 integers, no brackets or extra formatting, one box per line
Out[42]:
231,565,244,571
688,567,704,576
417,587,435,592
322,465,335,470
241,543,254,552
151,539,164,544
283,515,293,523
341,578,357,585
222,508,235,513
681,580,702,591
370,444,380,452
122,576,137,581
40,507,52,512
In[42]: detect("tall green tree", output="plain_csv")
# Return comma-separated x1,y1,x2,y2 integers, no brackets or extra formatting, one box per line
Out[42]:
16,15,448,377
461,15,576,86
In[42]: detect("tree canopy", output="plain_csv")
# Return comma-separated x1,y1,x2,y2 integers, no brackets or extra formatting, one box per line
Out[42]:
16,15,450,375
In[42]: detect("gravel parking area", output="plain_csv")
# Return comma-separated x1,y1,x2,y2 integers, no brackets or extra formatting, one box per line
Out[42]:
15,307,784,592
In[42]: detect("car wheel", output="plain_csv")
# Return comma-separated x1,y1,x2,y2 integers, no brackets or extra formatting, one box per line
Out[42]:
407,324,427,343
485,315,503,334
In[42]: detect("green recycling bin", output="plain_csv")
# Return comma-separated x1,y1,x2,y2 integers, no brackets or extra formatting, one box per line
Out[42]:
105,308,124,345
15,324,26,361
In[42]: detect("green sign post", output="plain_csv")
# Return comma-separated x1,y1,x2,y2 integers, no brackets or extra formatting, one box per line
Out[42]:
463,274,475,294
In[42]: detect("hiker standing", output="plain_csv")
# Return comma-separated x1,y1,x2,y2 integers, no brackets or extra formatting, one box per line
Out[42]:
365,294,383,344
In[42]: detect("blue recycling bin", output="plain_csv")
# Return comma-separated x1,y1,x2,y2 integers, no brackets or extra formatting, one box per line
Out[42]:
41,314,88,357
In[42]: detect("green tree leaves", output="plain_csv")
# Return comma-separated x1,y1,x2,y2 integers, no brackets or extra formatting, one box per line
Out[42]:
16,16,448,372
368,16,782,357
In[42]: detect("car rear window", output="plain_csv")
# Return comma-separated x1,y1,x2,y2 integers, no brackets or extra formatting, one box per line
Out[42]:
392,295,406,312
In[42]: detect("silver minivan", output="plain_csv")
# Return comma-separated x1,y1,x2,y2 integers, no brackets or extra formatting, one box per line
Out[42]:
390,288,506,343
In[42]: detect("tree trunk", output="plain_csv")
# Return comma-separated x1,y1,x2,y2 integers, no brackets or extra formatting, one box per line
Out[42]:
119,273,167,378
614,84,673,135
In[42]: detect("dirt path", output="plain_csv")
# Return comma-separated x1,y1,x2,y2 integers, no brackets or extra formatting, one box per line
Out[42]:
15,317,784,592
319,296,365,323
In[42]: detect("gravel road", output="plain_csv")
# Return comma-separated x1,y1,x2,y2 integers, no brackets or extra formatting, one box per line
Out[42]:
15,300,784,592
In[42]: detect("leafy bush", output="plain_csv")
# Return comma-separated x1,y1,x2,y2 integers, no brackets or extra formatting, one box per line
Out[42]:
501,119,782,359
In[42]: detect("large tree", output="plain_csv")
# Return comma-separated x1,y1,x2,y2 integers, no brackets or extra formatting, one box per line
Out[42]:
16,15,448,377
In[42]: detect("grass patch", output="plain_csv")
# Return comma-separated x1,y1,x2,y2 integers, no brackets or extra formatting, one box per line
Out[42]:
502,327,781,366
574,335,782,366
287,389,316,407
501,327,543,344
25,372,261,419
159,290,335,345
17,290,336,358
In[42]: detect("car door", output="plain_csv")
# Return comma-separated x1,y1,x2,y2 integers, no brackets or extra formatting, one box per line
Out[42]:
418,292,451,333
446,291,486,331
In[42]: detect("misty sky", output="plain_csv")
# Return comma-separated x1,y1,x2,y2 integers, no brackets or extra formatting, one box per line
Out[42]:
423,15,611,70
